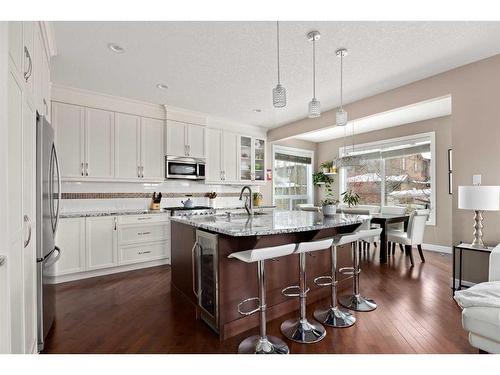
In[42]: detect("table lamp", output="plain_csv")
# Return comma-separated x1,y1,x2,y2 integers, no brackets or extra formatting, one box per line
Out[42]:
458,185,500,248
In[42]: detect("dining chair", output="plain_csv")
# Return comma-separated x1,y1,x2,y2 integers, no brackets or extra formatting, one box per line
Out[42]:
380,205,407,254
386,209,430,267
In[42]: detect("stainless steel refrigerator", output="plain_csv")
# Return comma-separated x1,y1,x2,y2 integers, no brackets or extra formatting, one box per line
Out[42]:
36,113,62,352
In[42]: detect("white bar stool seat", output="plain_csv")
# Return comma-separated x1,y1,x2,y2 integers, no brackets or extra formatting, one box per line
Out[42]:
228,243,296,354
280,238,333,344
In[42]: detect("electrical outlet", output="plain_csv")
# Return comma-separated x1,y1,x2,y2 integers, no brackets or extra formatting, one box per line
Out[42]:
473,174,482,185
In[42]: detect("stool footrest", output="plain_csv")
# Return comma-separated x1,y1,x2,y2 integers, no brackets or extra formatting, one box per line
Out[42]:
281,285,309,298
237,297,261,316
338,266,361,276
314,275,333,287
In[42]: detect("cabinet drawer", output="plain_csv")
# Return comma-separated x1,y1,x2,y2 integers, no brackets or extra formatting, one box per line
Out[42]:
118,214,169,225
119,223,169,244
119,241,169,265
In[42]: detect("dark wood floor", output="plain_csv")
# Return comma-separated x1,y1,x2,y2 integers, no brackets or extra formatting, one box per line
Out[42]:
43,247,475,354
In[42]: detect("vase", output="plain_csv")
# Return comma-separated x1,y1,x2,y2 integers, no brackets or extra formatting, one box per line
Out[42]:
322,204,337,216
209,199,216,208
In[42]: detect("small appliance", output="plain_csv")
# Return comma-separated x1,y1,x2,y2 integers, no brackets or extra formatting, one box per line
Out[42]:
165,156,205,180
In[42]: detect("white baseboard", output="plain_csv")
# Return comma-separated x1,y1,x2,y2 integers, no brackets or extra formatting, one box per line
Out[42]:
450,278,476,289
422,243,452,254
47,258,170,284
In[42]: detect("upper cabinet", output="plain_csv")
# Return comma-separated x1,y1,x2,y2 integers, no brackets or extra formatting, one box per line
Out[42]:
54,102,165,182
239,136,266,183
166,120,206,158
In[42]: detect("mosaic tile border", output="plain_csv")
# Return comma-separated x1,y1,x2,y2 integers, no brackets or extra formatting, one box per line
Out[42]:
61,192,241,199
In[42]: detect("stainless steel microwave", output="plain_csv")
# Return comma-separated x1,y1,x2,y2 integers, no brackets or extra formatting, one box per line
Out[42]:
165,156,206,180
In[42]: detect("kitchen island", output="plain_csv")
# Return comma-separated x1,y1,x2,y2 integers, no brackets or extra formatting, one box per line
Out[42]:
170,210,368,340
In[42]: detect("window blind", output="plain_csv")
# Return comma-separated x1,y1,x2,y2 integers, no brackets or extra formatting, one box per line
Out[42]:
275,153,312,165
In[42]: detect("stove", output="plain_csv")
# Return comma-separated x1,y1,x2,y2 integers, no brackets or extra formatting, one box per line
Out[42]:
164,206,216,217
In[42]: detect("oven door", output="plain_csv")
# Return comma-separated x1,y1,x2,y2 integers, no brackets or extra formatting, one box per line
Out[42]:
166,157,199,179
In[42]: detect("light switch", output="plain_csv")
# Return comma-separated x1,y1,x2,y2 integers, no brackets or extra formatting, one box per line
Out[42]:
473,174,482,185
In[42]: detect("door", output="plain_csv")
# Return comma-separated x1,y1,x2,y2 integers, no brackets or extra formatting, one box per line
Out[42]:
239,136,252,181
85,108,115,179
206,128,222,182
223,131,238,182
52,102,84,178
22,98,37,354
141,117,164,180
86,216,117,270
187,124,205,158
114,113,140,179
51,218,85,276
166,120,187,157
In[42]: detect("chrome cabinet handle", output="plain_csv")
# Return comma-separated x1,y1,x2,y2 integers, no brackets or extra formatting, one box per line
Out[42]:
43,99,48,116
138,166,141,178
23,46,32,82
0,256,5,267
138,250,152,255
137,217,151,221
85,162,89,176
81,162,84,176
191,241,199,298
138,231,151,236
187,145,190,156
141,166,144,178
114,217,117,230
23,215,32,248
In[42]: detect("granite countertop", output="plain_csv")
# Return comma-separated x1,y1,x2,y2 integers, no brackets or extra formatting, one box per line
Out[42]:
60,209,169,218
170,210,369,236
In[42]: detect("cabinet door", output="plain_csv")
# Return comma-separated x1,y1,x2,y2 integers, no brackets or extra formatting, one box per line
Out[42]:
86,216,117,271
34,27,44,114
141,117,164,180
239,136,252,181
8,22,23,76
85,108,115,179
253,138,266,182
206,128,222,182
51,218,86,276
166,120,187,157
41,53,50,121
187,124,205,158
223,131,238,182
22,97,37,354
115,113,140,179
52,102,85,179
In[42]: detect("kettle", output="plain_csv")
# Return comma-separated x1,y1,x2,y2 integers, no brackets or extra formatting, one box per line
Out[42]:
181,198,195,208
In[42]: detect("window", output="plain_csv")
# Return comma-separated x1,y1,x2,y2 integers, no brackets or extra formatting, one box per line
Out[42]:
340,132,435,225
272,146,314,210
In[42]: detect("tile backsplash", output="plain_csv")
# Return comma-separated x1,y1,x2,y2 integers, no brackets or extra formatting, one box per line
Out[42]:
60,180,262,213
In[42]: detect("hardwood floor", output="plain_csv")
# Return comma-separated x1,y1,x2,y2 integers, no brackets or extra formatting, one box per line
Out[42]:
43,248,475,354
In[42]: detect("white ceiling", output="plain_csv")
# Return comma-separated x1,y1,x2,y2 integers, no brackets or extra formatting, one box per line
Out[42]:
293,96,451,143
51,21,500,129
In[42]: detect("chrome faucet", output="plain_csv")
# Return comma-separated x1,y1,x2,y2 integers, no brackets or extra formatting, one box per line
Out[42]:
239,185,253,216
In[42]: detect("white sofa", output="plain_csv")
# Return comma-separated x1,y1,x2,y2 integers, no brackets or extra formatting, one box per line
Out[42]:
460,244,500,353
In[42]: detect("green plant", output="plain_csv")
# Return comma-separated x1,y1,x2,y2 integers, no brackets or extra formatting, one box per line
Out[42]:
320,160,333,170
321,198,339,206
341,190,360,207
253,192,263,200
313,172,333,186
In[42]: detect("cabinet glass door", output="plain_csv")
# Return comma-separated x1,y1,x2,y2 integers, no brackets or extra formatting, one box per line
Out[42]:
254,138,265,182
240,136,252,181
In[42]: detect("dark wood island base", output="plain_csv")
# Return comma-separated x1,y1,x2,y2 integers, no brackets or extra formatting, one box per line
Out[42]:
171,220,362,340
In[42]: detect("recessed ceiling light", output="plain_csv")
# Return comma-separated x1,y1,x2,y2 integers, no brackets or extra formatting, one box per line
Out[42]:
253,109,262,113
107,43,125,53
156,83,169,90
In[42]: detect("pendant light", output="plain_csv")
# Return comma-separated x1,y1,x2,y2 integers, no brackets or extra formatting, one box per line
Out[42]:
307,31,321,118
336,48,348,126
272,21,286,108
337,119,362,167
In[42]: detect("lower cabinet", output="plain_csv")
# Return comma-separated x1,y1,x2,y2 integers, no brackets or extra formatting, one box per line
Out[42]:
51,214,170,281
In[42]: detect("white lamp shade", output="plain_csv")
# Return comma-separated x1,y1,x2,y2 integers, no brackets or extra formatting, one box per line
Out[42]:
458,186,500,211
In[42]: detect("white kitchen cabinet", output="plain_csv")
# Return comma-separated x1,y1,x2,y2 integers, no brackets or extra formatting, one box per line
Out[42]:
85,108,115,179
206,128,222,182
53,102,85,179
239,136,266,183
118,241,169,266
41,51,51,121
115,113,141,179
140,117,164,180
166,120,205,158
51,218,86,276
8,22,23,76
223,131,239,182
86,216,118,271
34,26,44,114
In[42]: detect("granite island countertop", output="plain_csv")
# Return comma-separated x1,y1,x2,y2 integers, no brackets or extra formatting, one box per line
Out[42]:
170,210,369,236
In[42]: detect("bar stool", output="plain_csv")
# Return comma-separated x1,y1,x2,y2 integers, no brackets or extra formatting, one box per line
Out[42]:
338,228,382,312
228,243,296,354
280,238,333,343
313,232,360,328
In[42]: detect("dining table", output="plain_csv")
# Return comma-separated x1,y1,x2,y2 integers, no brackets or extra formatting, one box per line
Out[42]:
370,213,410,263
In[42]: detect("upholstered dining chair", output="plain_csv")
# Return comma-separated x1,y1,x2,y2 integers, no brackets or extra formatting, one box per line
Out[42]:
380,205,407,254
386,209,430,267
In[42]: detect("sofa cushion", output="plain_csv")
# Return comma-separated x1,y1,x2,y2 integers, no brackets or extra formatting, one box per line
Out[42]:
454,281,500,308
462,307,500,343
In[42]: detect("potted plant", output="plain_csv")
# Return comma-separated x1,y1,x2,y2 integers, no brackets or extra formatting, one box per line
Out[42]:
313,171,333,186
321,197,339,216
341,190,360,207
253,192,263,207
320,161,333,173
208,191,217,208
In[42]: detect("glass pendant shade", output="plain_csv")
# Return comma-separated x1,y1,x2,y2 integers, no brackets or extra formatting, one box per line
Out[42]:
308,98,321,118
273,83,287,108
336,108,348,126
337,154,363,168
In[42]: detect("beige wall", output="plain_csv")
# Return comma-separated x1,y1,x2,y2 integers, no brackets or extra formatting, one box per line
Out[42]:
316,116,452,246
262,138,318,205
268,53,500,250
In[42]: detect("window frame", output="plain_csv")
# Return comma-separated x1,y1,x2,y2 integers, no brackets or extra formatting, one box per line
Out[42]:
272,145,315,210
339,131,436,225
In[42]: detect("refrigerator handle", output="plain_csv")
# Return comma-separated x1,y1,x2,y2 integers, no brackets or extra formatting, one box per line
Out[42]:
52,144,62,235
43,246,61,268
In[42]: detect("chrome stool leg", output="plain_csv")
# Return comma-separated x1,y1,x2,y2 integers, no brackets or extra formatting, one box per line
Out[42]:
238,259,289,354
339,242,377,312
280,253,326,343
313,245,356,328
